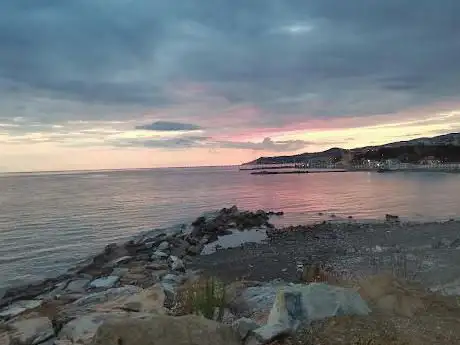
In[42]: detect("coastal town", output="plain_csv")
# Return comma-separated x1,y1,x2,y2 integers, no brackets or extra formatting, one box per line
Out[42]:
242,132,460,173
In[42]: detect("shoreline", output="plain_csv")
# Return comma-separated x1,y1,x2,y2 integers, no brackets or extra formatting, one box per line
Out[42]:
1,209,460,306
2,207,460,344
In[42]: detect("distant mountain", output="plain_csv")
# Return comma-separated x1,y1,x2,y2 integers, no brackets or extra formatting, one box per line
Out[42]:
243,132,460,165
243,147,346,165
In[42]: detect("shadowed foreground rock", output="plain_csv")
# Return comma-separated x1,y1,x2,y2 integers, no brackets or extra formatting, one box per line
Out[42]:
91,314,241,345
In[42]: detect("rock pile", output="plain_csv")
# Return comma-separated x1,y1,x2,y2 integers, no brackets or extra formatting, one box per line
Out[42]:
0,206,281,345
190,206,275,240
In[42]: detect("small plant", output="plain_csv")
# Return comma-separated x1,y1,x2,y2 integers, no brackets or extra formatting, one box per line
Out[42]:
178,276,227,321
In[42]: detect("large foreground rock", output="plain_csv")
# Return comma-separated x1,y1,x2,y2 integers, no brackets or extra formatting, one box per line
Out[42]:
249,283,370,343
6,317,54,345
57,312,129,345
55,286,143,328
91,314,241,345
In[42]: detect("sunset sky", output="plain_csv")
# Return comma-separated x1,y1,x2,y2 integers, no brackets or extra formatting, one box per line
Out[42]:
1,1,460,172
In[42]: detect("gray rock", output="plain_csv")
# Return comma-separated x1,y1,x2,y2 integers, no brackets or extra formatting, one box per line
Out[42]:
144,241,157,249
169,256,185,272
73,286,142,308
57,312,128,345
91,314,240,345
111,267,130,277
157,241,170,251
151,251,168,260
9,317,54,345
199,235,211,245
105,256,132,268
89,276,120,289
239,283,284,315
251,283,370,340
250,323,290,344
66,279,91,293
151,270,168,282
169,239,190,258
232,317,260,340
160,274,186,295
0,300,43,320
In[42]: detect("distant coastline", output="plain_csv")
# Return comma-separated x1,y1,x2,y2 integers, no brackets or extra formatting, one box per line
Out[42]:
243,132,460,167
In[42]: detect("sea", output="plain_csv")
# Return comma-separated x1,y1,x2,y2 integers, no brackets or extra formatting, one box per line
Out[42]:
1,167,460,290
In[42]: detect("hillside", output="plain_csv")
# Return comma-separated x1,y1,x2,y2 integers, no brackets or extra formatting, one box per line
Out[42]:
243,132,460,165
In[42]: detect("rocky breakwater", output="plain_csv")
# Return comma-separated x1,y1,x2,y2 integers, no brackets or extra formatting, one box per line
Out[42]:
190,206,280,241
0,206,280,345
2,207,460,345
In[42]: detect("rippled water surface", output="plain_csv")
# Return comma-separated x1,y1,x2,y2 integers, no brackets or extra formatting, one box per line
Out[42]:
1,167,460,289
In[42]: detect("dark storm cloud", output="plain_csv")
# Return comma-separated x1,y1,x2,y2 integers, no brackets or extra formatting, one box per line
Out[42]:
0,0,459,126
135,121,202,131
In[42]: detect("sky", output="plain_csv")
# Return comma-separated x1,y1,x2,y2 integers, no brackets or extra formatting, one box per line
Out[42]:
1,0,460,172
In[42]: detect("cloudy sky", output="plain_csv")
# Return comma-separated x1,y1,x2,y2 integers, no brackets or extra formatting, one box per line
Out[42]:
1,0,459,172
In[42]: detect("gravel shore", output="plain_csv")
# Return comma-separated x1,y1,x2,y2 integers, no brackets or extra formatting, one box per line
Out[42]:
191,219,460,291
2,208,460,345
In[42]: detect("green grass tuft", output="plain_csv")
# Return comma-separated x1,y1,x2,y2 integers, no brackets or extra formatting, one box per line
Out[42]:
178,276,227,321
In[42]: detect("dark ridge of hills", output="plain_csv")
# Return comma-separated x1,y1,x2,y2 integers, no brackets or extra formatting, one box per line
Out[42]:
243,132,460,165
244,147,346,165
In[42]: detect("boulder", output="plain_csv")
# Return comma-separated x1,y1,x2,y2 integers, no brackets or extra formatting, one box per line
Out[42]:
91,314,241,345
169,256,185,272
169,239,190,258
249,283,370,343
0,300,43,320
65,279,91,294
105,256,132,268
72,286,142,309
8,317,54,345
232,317,260,340
156,241,170,251
151,251,168,261
191,216,207,227
234,282,283,316
77,245,129,276
93,286,166,313
55,286,142,326
160,274,186,296
57,312,127,345
88,276,120,289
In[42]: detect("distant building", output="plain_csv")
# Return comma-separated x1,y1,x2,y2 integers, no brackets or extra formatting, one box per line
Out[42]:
385,159,401,169
419,156,440,165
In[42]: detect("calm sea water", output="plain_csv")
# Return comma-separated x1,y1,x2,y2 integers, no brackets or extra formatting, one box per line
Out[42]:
1,167,460,289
